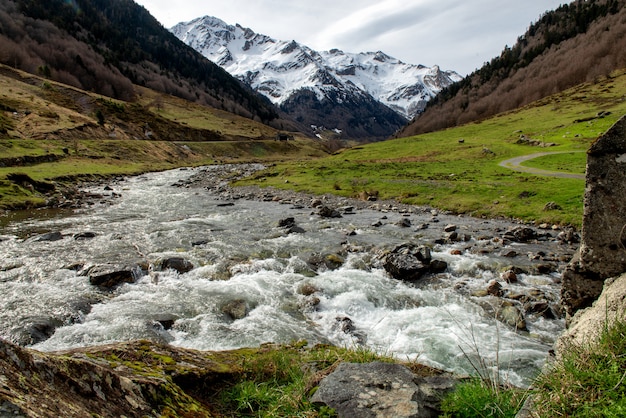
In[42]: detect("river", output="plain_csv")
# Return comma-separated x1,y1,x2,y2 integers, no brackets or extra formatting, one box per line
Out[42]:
0,165,575,387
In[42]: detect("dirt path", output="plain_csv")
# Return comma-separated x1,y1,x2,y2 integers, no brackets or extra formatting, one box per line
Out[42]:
498,151,586,179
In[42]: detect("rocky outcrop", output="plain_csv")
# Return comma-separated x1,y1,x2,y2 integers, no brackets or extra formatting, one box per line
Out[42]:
1,338,459,418
311,361,458,418
562,116,626,318
0,339,242,417
557,272,626,355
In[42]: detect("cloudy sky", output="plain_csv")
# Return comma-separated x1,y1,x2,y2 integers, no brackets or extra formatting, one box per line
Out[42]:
135,0,565,76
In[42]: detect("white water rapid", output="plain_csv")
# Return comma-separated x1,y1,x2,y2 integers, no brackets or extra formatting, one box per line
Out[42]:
0,166,572,387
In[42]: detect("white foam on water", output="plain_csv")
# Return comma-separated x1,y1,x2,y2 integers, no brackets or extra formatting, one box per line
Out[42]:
1,167,567,388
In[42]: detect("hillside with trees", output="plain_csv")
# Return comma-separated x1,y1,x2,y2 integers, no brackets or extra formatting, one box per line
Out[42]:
0,0,299,131
397,0,626,137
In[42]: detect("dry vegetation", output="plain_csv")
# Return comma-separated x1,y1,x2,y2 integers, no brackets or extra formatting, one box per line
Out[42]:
0,0,301,132
400,0,626,136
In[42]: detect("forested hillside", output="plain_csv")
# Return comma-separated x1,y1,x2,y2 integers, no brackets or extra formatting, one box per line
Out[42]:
398,0,626,136
0,0,298,130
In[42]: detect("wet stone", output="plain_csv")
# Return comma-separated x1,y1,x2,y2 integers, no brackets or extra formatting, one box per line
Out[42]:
33,231,63,242
87,264,137,288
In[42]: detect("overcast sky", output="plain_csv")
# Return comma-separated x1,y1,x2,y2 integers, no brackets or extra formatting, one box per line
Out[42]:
134,0,565,76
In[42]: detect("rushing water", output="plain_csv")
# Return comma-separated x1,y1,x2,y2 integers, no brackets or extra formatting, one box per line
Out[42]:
0,166,571,387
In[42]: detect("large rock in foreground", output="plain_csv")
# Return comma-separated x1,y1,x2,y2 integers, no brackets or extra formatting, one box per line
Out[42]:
562,115,626,318
557,272,626,354
311,362,457,418
0,339,241,417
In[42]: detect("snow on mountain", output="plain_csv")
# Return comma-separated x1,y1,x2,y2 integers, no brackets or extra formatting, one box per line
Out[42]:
172,16,462,120
171,16,462,140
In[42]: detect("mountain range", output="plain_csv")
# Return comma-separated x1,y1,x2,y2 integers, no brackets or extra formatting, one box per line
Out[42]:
171,16,462,141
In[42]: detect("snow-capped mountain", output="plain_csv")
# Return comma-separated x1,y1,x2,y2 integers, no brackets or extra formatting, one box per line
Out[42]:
171,16,462,140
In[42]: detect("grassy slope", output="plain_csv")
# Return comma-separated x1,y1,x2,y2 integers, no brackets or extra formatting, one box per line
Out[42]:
0,66,327,209
3,64,626,224
237,69,626,227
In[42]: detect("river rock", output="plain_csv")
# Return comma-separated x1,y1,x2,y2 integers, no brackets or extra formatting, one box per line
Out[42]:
9,316,64,346
501,270,518,283
155,316,177,330
87,264,137,288
383,244,449,281
496,303,527,331
221,299,249,320
486,280,503,297
278,217,296,228
311,362,457,418
305,252,345,271
396,218,412,227
278,217,305,234
524,301,555,319
428,259,448,274
161,257,194,274
384,252,430,281
503,226,537,242
297,283,319,296
33,231,64,242
557,229,580,244
73,231,96,240
318,205,342,218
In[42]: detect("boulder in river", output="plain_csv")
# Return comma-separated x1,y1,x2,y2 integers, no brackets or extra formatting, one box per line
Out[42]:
503,226,537,243
159,257,194,274
278,217,305,234
9,316,64,346
383,244,448,281
318,205,342,218
87,264,138,288
496,302,528,331
304,251,345,271
221,299,249,320
33,231,64,242
73,232,96,240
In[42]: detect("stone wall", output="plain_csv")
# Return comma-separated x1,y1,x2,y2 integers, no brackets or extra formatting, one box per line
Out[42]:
562,115,626,318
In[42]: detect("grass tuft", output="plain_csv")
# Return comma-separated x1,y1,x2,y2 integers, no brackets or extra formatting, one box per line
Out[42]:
440,377,526,418
531,316,626,417
216,342,397,417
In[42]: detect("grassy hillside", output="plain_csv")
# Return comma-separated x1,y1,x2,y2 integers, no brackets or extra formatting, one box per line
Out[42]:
0,65,327,210
3,63,626,225
237,69,626,227
401,0,626,136
0,0,304,131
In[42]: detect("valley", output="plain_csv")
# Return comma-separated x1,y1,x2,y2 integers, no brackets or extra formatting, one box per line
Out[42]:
1,0,626,416
172,16,461,141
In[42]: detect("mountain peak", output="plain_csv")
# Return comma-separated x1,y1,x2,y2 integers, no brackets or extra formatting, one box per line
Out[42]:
171,16,462,139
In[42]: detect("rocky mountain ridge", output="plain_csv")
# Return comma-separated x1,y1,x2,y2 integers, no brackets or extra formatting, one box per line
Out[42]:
171,16,462,140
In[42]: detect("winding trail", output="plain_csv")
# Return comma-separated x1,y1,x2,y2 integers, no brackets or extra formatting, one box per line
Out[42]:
498,151,586,179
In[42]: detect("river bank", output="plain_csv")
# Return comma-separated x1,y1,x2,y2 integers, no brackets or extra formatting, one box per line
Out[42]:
0,163,589,417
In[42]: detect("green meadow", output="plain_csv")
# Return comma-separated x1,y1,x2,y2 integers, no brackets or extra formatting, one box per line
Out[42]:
3,67,626,227
237,70,626,227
